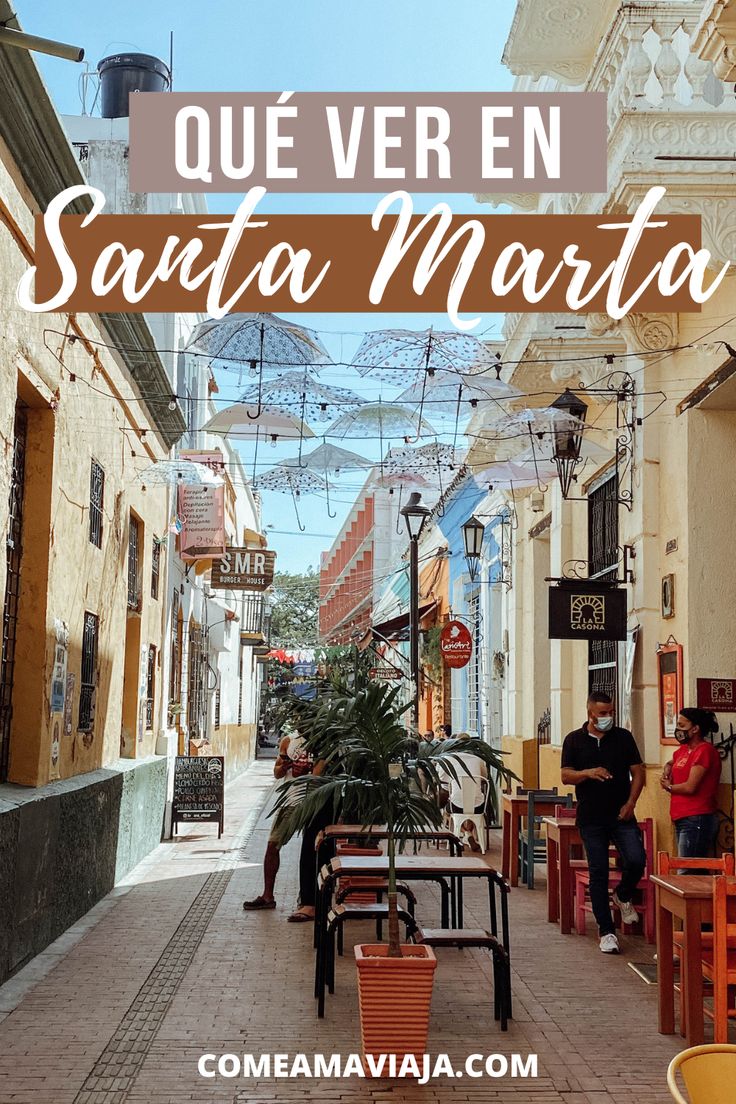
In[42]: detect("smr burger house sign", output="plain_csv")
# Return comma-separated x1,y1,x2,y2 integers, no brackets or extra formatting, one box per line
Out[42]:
210,547,276,591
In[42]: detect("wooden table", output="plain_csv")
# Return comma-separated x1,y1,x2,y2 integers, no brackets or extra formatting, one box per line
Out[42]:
501,793,561,887
544,816,583,934
652,873,716,1046
316,824,462,868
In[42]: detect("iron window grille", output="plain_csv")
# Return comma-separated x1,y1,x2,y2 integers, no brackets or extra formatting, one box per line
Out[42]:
466,590,481,733
89,460,104,548
588,474,619,701
241,594,266,637
79,611,98,732
145,645,156,730
127,514,140,610
187,625,207,740
214,687,221,729
151,538,160,600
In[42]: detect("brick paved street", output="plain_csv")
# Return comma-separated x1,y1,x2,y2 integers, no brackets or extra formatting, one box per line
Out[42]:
0,761,689,1104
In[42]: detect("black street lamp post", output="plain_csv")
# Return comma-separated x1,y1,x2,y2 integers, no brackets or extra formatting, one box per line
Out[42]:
401,492,430,726
462,515,485,582
550,388,589,498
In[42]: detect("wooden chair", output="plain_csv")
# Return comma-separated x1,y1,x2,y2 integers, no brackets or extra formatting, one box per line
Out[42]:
515,787,559,886
667,1044,736,1104
519,792,573,889
574,818,656,943
701,876,736,1043
657,853,734,1029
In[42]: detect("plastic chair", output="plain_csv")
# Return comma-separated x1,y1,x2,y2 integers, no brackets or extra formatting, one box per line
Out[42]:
520,792,573,889
447,775,490,853
574,818,656,942
667,1043,736,1104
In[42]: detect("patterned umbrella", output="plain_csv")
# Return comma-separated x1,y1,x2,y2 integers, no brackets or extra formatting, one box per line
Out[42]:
469,458,558,491
186,312,332,378
136,459,224,487
256,463,326,531
477,406,587,443
351,328,502,386
327,403,435,440
382,442,464,475
238,370,362,423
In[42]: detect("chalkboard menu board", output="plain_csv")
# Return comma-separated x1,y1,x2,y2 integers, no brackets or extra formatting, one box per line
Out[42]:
172,755,224,838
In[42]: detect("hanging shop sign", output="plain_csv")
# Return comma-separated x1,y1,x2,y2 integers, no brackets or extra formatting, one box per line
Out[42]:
172,755,224,838
178,483,226,561
697,678,736,713
370,666,402,681
210,547,276,591
440,621,473,669
658,642,684,744
548,583,627,641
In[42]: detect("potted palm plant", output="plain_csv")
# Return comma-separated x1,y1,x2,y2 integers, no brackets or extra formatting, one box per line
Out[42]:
274,677,513,1063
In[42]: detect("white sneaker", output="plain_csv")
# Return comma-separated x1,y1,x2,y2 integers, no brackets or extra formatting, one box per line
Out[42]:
612,892,639,926
600,933,620,954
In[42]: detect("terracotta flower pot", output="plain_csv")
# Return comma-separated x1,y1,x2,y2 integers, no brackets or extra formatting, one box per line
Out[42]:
354,943,437,1069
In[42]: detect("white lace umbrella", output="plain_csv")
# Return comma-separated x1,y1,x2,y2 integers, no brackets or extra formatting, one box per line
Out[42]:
257,463,327,531
398,371,524,413
383,442,463,474
136,459,224,487
278,441,373,518
478,406,587,443
469,458,559,491
186,312,332,378
351,328,501,386
238,370,362,423
327,403,435,440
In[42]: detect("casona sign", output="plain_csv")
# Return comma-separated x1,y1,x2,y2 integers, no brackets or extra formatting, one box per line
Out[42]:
548,583,627,641
210,547,276,591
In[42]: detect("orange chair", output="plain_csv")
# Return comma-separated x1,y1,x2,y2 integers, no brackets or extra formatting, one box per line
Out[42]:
701,876,736,1043
667,1044,736,1104
574,818,656,942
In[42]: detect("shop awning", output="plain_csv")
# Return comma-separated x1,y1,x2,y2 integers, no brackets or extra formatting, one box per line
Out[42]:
369,601,438,643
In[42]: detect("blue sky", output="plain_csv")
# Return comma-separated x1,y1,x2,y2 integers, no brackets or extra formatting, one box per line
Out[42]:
24,0,517,571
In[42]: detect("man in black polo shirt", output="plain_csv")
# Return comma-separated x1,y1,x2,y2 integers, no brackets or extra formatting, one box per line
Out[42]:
561,691,646,954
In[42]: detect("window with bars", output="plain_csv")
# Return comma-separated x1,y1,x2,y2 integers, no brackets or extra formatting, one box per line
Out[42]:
168,590,182,725
467,590,481,733
78,611,98,731
89,460,104,548
214,687,221,729
145,645,156,730
127,513,140,610
588,473,619,702
151,539,160,600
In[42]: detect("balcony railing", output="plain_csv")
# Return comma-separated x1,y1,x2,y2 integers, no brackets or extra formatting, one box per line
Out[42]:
241,593,266,638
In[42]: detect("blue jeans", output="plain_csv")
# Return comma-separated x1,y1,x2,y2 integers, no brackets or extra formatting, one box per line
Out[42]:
675,813,719,860
579,820,647,936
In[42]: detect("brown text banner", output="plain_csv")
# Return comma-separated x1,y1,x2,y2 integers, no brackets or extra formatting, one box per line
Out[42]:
32,209,703,314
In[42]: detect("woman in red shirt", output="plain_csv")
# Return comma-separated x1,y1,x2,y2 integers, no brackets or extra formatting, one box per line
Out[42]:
660,708,721,857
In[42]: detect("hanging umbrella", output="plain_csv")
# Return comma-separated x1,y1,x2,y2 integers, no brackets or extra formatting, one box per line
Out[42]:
237,370,362,423
279,441,373,517
351,328,502,386
398,371,523,411
468,458,559,491
514,437,614,465
478,406,587,443
200,404,315,442
256,462,326,531
383,442,463,474
136,459,224,487
327,403,435,440
186,312,332,378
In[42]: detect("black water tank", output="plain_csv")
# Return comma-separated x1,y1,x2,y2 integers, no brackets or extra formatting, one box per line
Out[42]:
98,53,170,119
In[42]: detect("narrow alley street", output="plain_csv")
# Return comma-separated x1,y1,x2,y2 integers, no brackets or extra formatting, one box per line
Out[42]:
0,762,682,1104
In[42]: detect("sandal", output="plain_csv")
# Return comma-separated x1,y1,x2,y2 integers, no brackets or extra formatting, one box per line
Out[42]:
242,896,276,910
287,909,314,923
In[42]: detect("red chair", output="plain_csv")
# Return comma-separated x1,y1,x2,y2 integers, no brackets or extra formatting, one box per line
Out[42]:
574,818,656,943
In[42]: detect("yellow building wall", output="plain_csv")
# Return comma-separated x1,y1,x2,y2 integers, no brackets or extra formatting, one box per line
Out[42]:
0,134,171,787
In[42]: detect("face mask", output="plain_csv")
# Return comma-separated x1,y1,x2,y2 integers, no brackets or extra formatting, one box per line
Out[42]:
595,716,614,732
674,728,693,744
